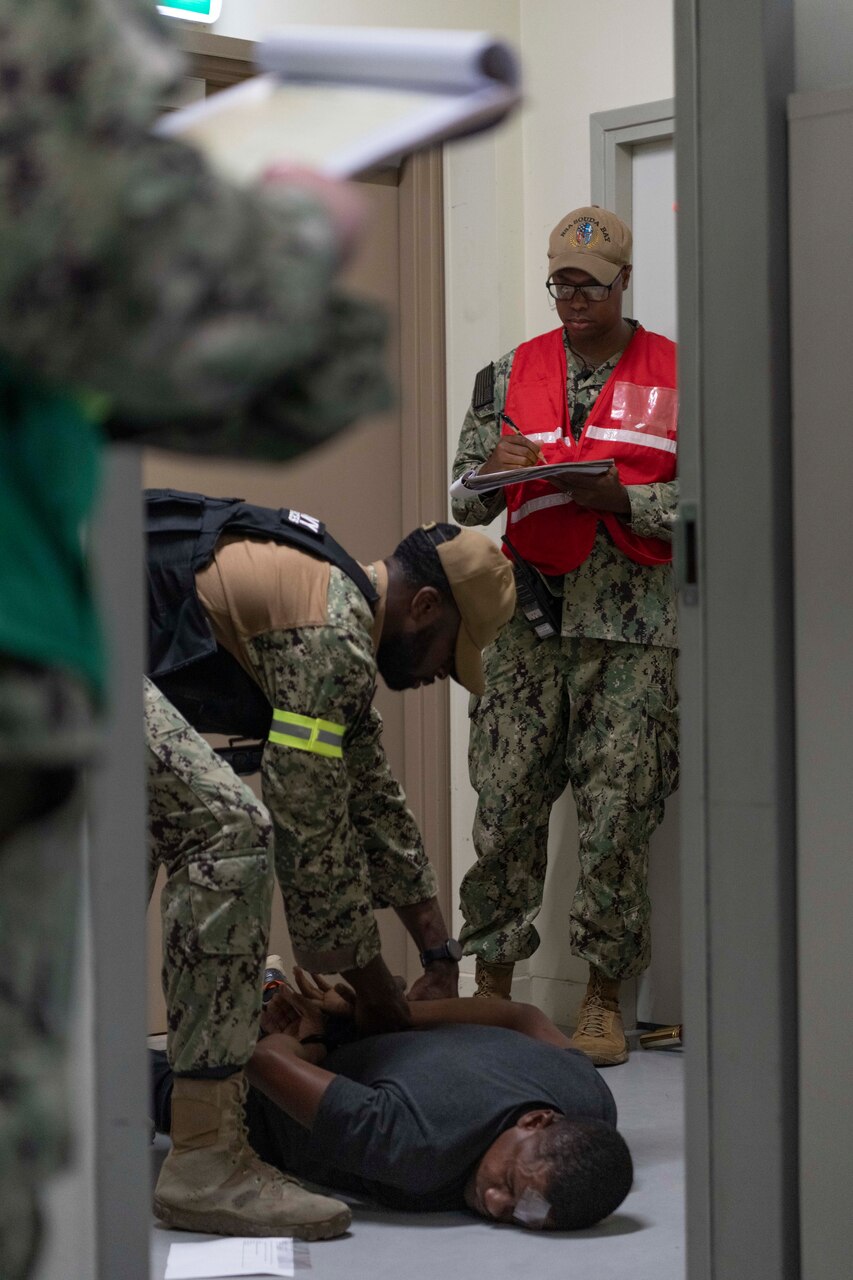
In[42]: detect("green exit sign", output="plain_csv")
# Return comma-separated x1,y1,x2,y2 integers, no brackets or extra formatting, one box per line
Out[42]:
158,1,222,22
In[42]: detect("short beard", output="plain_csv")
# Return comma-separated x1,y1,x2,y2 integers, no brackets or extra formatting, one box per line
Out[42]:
376,625,439,691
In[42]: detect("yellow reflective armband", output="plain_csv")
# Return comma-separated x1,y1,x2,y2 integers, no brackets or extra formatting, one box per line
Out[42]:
267,709,345,759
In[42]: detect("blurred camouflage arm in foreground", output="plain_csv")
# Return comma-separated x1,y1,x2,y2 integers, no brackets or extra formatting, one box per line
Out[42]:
0,0,390,456
107,294,390,462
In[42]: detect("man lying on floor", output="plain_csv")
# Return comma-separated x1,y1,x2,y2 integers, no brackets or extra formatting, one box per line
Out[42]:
151,972,633,1232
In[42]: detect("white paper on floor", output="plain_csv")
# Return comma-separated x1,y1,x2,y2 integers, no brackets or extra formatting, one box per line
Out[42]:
164,1236,295,1278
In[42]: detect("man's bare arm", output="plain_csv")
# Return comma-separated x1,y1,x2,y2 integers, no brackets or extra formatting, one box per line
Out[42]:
246,1034,338,1130
394,898,459,1001
287,969,573,1049
406,997,573,1049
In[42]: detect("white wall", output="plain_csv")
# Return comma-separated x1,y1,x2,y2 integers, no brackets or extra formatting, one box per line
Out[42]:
631,139,677,342
195,0,675,1023
518,0,674,334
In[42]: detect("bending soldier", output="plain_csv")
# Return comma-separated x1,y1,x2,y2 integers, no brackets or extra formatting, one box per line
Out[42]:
144,491,516,1238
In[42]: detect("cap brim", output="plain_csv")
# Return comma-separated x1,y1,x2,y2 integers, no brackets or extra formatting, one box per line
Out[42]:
454,624,485,696
548,251,624,284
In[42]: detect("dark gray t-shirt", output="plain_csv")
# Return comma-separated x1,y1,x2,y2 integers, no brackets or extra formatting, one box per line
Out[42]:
247,1024,616,1210
152,1024,615,1210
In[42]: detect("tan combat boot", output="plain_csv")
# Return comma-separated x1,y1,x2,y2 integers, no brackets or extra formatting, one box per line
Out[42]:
474,959,514,999
154,1073,351,1240
569,967,629,1066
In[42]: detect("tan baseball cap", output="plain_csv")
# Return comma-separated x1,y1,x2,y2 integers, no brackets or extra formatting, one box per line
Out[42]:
547,206,633,284
431,526,516,696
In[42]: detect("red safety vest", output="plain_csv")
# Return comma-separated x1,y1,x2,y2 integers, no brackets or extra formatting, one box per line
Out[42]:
503,326,678,574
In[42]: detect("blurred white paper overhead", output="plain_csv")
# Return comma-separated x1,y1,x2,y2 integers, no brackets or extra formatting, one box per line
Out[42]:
154,26,522,180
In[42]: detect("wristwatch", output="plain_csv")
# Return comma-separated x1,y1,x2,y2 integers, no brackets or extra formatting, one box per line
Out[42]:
419,938,463,967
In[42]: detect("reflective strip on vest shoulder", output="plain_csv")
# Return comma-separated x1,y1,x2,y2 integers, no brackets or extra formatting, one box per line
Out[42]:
268,710,345,758
585,425,677,455
509,491,574,525
526,429,563,444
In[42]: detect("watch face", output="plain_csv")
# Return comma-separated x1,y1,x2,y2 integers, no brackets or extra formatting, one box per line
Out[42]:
421,938,464,965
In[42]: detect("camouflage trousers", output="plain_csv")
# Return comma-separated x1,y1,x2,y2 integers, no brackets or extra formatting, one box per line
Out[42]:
0,658,98,1280
145,678,274,1076
459,609,679,979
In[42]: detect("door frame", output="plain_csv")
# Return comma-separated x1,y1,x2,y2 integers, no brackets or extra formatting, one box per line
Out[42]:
589,98,675,320
674,4,799,1279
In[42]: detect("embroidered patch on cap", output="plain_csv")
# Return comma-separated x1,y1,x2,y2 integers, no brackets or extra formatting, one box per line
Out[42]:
574,218,598,247
548,206,632,282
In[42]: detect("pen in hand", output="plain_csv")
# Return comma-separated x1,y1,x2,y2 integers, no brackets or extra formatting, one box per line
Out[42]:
500,414,541,467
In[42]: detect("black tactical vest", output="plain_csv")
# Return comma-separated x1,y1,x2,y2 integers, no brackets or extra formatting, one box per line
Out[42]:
146,489,378,740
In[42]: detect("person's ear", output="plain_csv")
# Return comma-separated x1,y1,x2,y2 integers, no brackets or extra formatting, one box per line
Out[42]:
621,265,632,288
516,1109,560,1132
409,585,443,624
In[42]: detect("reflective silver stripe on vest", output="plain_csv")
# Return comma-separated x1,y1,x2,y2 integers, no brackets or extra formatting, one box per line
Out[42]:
509,491,574,525
585,425,677,454
525,429,563,443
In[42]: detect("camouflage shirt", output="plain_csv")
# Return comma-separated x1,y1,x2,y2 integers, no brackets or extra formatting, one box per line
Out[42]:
242,565,437,972
0,0,390,457
451,326,678,648
0,0,391,691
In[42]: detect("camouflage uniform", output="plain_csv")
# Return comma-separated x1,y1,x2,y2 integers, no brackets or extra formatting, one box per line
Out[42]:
146,679,274,1076
0,0,389,445
230,565,437,974
452,327,679,979
0,664,97,1280
145,561,436,1067
1,1,390,1269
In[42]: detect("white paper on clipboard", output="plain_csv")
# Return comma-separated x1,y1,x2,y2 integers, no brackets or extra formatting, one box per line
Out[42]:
452,458,616,497
154,26,522,180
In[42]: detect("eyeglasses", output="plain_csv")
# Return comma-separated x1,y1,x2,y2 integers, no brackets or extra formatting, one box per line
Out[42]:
545,270,624,303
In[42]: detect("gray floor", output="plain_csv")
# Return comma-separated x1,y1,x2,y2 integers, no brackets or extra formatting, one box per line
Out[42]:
150,1047,684,1280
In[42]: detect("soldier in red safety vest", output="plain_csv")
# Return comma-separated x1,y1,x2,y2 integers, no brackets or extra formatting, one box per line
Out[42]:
450,206,679,1066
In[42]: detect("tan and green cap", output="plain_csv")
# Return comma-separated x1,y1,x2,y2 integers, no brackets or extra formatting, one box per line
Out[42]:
547,206,633,284
432,527,516,696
